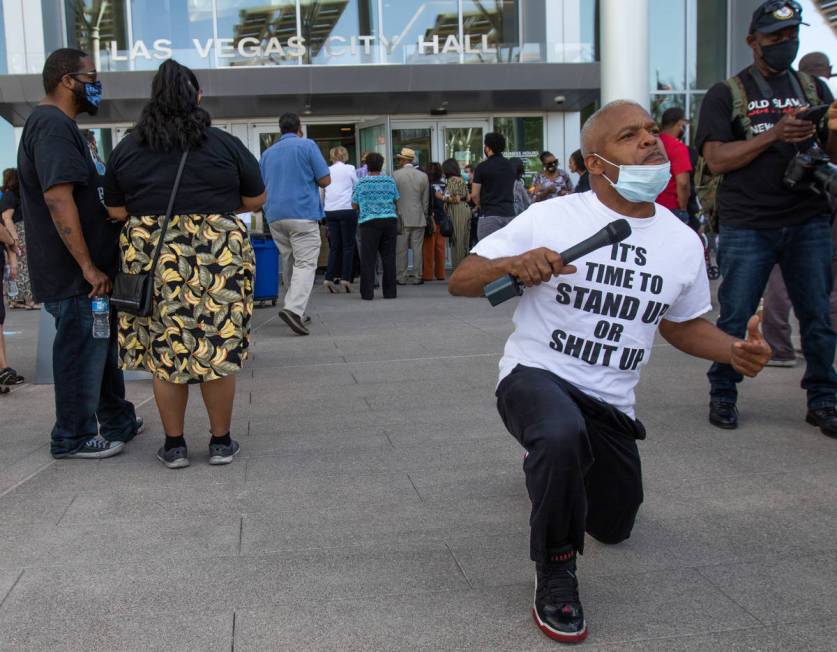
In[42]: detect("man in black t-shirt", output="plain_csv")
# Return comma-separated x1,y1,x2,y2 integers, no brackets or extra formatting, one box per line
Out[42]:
696,1,837,437
18,49,137,459
472,132,516,241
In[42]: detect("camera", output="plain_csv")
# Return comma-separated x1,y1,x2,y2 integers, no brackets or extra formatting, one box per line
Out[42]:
783,145,837,198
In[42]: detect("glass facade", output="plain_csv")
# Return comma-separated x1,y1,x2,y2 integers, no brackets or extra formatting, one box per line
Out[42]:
0,2,12,172
65,0,131,71
52,0,595,70
131,0,214,71
493,116,544,181
649,0,727,143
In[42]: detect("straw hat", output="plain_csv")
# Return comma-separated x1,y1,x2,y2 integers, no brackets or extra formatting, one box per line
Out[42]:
396,147,416,161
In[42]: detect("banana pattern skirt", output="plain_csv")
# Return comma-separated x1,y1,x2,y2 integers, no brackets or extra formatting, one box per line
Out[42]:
117,213,255,384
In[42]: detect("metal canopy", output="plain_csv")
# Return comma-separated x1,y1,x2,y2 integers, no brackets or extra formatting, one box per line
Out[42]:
0,62,599,126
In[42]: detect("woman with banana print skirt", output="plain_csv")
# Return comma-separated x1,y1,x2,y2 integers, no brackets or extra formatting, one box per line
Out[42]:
104,60,265,469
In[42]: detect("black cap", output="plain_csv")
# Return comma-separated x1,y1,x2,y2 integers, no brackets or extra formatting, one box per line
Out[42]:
749,1,808,34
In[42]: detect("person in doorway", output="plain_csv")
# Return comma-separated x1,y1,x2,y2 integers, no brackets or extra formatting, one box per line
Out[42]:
509,157,531,216
393,147,429,285
655,107,692,223
422,161,447,282
323,145,358,293
472,132,516,240
0,168,38,309
449,99,771,645
442,158,471,270
356,152,370,179
352,152,399,300
18,48,139,459
696,0,837,435
104,59,265,469
530,151,574,203
260,113,331,335
569,150,590,193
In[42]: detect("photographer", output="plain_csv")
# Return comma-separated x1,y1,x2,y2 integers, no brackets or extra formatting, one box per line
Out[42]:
696,0,837,436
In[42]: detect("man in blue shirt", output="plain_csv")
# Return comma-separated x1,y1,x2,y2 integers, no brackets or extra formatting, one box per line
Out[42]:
260,113,331,335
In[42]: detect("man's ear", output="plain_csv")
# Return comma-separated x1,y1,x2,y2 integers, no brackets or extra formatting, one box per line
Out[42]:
746,33,757,51
585,153,605,177
59,74,75,93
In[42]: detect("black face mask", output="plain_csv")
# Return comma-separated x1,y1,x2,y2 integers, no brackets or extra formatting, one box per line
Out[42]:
761,39,800,72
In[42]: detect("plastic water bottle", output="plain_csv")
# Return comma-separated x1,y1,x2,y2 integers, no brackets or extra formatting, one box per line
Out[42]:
3,265,17,300
92,296,110,339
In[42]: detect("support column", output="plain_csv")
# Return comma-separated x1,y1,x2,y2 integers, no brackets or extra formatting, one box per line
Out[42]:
600,0,649,109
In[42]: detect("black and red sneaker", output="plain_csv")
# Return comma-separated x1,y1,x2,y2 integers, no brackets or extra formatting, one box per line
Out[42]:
533,546,588,644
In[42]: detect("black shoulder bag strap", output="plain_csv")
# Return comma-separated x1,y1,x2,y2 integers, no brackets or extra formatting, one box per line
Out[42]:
148,149,189,275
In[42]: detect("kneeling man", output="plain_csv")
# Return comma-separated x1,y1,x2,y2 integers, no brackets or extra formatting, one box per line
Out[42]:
448,100,771,644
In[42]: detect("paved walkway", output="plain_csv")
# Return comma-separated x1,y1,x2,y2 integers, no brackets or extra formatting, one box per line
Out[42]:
1,281,836,651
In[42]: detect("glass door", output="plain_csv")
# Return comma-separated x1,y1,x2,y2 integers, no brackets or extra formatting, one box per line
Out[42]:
390,121,435,171
356,117,390,171
390,120,489,171
439,120,490,170
249,123,309,158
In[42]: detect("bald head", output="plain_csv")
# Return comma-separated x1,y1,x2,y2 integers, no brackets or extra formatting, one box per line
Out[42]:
799,51,832,78
580,100,647,156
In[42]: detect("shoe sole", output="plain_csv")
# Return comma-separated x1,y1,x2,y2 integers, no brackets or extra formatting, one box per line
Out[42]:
766,360,796,368
66,444,125,459
532,574,588,644
805,414,837,439
156,454,190,469
532,608,588,644
209,447,240,465
279,310,309,335
709,417,738,430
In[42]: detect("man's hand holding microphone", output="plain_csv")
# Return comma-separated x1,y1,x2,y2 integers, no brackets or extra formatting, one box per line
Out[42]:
505,247,577,287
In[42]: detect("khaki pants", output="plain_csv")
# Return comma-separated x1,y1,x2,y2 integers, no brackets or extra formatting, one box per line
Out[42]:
269,219,321,317
397,226,425,283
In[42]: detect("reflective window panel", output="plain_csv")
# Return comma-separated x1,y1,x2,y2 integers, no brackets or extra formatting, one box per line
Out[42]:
65,0,131,71
215,0,300,67
493,116,544,181
649,0,686,91
302,0,379,65
130,0,214,71
689,0,727,90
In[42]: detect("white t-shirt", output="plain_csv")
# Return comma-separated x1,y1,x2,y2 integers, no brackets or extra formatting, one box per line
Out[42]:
472,191,711,418
323,161,357,211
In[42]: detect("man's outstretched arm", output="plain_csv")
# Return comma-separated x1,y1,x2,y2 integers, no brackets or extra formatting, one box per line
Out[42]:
659,314,771,377
448,249,577,298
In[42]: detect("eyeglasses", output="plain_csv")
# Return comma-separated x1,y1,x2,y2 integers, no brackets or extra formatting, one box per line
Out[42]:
68,70,98,82
758,1,801,16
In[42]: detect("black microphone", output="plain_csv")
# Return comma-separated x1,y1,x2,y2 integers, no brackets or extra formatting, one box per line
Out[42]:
484,219,632,306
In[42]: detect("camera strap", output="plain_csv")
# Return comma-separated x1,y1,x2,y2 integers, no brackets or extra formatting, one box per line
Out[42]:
749,65,806,103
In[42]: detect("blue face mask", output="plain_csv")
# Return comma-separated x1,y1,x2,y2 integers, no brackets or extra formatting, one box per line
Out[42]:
83,81,103,107
594,154,670,204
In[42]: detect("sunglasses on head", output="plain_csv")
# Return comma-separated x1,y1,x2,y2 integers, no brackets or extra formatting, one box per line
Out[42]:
758,0,801,15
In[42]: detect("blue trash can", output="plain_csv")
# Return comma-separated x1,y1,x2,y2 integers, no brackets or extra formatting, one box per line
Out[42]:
250,233,280,306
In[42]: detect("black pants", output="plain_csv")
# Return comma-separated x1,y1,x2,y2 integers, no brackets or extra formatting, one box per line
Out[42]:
496,365,645,562
359,218,397,300
325,209,358,282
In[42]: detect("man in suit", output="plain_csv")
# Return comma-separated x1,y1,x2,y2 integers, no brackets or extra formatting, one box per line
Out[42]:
393,147,429,285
